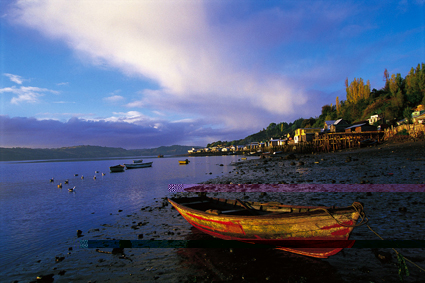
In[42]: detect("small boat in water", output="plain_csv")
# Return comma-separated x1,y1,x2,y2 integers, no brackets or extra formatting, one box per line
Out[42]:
179,159,190,164
110,165,125,172
133,159,143,163
168,196,366,258
158,154,164,158
124,162,153,169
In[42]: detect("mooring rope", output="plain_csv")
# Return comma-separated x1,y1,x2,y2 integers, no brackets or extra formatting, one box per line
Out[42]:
365,223,425,273
311,202,368,227
315,202,425,274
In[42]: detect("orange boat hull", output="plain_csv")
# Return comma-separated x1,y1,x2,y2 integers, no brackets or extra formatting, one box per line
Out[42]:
168,197,362,258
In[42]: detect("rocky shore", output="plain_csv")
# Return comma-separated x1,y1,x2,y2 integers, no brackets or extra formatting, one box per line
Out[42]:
204,140,425,185
12,140,425,283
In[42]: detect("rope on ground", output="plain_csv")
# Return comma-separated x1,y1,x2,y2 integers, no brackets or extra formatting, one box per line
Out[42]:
365,223,425,273
315,202,425,274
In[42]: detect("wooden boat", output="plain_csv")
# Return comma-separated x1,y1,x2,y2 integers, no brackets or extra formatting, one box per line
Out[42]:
179,159,190,164
110,165,125,172
168,196,366,258
158,155,164,158
124,162,153,169
133,159,143,163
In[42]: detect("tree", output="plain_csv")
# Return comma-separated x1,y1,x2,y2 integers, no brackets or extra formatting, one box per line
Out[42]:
346,78,370,104
267,123,276,131
403,107,413,123
383,68,390,91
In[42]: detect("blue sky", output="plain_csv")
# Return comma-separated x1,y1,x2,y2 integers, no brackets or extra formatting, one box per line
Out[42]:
0,0,424,149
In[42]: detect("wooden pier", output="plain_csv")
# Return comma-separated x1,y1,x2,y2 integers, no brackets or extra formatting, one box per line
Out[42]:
313,131,384,153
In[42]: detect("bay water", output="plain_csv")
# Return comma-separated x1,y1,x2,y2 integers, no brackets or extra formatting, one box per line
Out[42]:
0,155,250,279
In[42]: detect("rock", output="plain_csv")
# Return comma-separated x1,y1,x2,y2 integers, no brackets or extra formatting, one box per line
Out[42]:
35,274,54,283
285,154,296,160
372,249,393,263
138,234,144,239
366,192,373,196
298,161,304,166
290,161,295,166
399,207,407,212
76,230,83,236
55,256,65,262
112,248,124,255
58,270,66,276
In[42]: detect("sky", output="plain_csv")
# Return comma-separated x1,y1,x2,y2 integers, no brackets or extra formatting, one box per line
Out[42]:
0,0,424,149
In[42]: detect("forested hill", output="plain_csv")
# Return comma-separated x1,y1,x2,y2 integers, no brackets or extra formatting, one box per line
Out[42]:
0,145,199,161
208,63,425,148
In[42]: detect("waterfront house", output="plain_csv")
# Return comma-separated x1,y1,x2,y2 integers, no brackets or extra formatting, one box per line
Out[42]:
345,123,378,133
294,128,322,143
413,113,425,124
269,138,281,147
412,110,425,118
250,142,259,149
324,119,350,132
368,115,381,125
188,148,197,153
397,118,408,126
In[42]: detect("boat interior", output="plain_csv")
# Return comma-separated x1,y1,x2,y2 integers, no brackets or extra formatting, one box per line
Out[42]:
170,196,343,217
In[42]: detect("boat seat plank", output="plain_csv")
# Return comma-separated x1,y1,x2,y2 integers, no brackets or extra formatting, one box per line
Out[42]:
179,200,209,206
220,209,244,214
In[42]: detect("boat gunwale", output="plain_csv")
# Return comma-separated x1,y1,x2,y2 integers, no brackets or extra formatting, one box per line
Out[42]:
168,197,360,220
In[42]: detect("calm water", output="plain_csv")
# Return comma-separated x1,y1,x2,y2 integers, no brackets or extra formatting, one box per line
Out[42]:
0,155,252,277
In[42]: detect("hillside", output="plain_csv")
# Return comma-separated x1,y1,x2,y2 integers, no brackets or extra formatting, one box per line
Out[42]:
208,63,425,147
0,145,199,161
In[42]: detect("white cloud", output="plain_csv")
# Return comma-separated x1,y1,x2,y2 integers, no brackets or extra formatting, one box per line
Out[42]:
11,0,309,129
4,73,24,84
103,95,125,103
103,111,150,124
0,86,59,104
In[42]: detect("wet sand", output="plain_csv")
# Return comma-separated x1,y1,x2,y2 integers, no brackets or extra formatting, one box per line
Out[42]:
12,140,425,282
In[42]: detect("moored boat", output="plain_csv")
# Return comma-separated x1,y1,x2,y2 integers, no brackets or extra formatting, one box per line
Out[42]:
133,159,143,163
168,196,366,258
124,162,153,169
110,165,125,172
179,159,190,164
158,155,164,158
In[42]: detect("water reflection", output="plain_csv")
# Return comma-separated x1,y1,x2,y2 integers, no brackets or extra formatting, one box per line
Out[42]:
176,227,344,282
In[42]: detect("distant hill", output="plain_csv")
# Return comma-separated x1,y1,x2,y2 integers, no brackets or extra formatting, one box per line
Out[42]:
0,145,200,161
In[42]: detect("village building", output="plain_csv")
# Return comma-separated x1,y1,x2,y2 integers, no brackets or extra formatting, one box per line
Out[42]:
345,122,378,133
368,115,382,125
249,142,259,149
294,128,322,143
324,119,350,133
413,113,425,124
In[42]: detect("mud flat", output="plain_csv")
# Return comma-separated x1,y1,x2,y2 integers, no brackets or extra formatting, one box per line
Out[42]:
11,141,425,282
203,140,425,185
15,190,425,283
